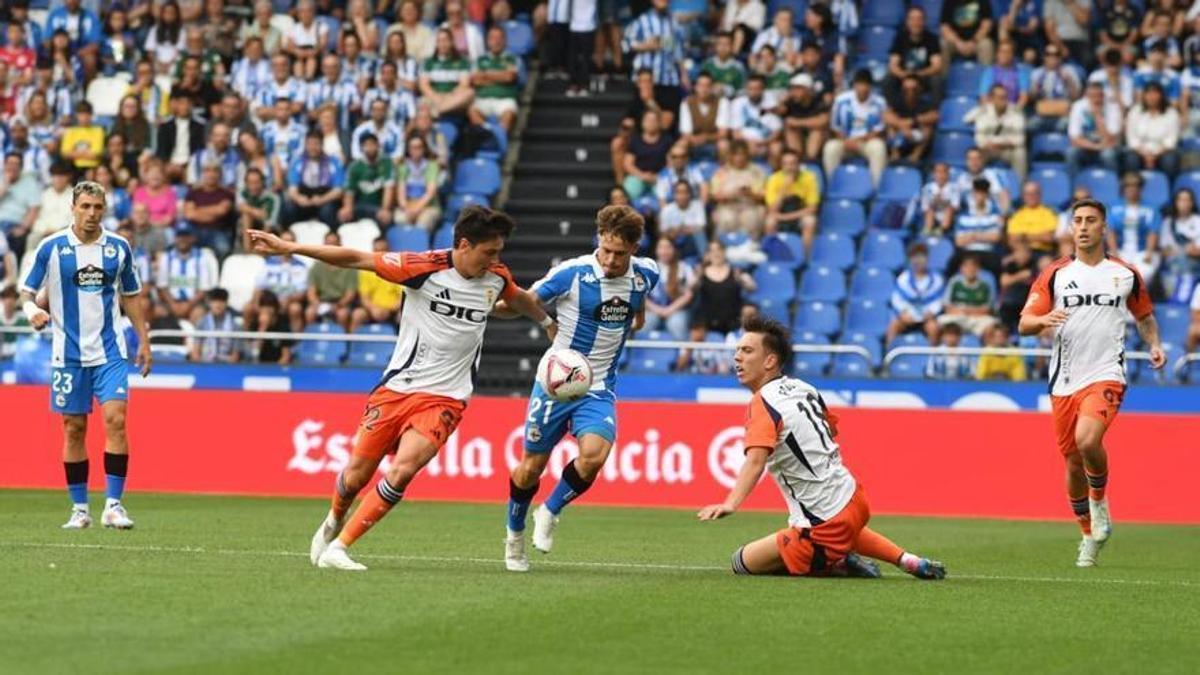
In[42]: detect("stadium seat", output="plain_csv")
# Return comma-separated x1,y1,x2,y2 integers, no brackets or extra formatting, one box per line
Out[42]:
859,231,907,271
453,159,502,197
218,254,266,312
831,354,872,378
346,324,397,368
792,301,841,337
808,232,856,271
862,1,904,26
843,299,891,338
692,159,719,183
1155,306,1191,346
504,20,534,56
877,166,922,203
317,16,340,50
86,77,126,117
150,345,190,363
1141,170,1170,210
918,0,945,30
386,226,430,252
924,236,954,274
339,220,381,252
798,266,847,303
802,163,825,193
946,61,983,97
446,192,490,217
937,96,976,134
826,164,874,201
992,166,1020,199
819,199,866,237
756,297,793,325
842,331,883,366
849,266,894,301
475,121,509,162
868,199,913,231
295,323,348,366
1073,168,1119,206
1031,132,1070,160
1174,170,1200,197
436,120,459,150
792,332,832,378
858,26,896,60
626,330,676,373
888,353,927,378
719,231,750,249
763,232,806,268
932,132,974,169
749,264,797,302
432,225,455,249
289,220,330,247
1032,166,1071,209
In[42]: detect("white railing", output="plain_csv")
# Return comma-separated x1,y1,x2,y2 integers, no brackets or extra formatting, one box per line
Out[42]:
882,345,1162,369
1176,352,1200,379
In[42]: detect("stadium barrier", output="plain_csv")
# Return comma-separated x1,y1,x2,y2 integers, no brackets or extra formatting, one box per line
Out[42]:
3,385,1199,524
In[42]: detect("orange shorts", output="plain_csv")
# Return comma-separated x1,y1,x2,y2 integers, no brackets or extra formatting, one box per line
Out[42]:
1050,381,1125,456
776,484,871,576
352,388,466,461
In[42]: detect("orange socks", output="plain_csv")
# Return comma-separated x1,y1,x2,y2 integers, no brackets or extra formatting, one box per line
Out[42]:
337,479,404,547
330,471,356,521
853,527,905,566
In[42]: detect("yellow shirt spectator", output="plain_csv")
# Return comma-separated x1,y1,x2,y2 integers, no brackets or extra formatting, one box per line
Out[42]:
976,353,1028,381
1007,205,1058,253
764,168,820,210
358,269,403,311
60,124,106,170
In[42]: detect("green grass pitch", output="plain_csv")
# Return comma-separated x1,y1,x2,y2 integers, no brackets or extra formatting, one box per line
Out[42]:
3,490,1199,674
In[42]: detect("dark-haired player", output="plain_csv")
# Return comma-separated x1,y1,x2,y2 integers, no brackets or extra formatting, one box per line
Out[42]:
249,207,556,571
697,316,945,580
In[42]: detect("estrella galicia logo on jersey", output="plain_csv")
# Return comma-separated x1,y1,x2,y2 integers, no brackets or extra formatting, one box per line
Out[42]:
430,298,489,323
73,264,108,293
1062,293,1121,308
595,296,631,325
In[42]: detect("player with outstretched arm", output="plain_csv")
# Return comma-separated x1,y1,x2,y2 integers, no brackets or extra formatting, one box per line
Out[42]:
698,316,945,580
20,181,152,530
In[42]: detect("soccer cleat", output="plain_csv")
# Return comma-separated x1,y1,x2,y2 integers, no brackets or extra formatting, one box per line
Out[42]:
62,509,92,530
1076,536,1103,567
310,512,345,566
317,542,367,571
101,503,134,529
1089,498,1112,543
829,552,882,579
505,530,530,572
908,558,947,580
531,504,559,554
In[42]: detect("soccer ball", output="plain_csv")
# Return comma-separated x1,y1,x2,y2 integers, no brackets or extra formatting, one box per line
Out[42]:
537,349,593,402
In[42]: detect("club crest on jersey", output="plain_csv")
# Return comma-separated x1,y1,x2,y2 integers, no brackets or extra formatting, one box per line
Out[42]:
103,244,117,259
527,423,542,443
595,296,631,325
634,274,646,292
74,264,107,293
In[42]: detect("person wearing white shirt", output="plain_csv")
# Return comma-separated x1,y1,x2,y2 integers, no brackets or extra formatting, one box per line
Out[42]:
823,70,888,186
728,75,782,160
441,0,486,61
751,8,802,68
678,73,731,158
659,181,707,261
1187,281,1200,353
1067,82,1123,173
720,0,766,55
974,84,1028,179
25,164,75,261
921,162,962,237
1088,48,1136,110
1123,81,1181,177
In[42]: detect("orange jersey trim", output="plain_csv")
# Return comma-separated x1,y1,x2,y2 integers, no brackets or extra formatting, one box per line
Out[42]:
373,250,452,286
744,392,782,452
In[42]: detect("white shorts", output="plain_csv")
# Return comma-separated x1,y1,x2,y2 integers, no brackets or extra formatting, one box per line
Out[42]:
473,98,518,117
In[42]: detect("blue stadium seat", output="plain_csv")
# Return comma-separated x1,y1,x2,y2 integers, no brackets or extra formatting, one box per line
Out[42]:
803,163,826,193
992,166,1020,199
862,2,905,26
432,225,455,249
877,166,922,203
849,266,894,301
767,0,809,20
453,159,502,197
1074,168,1119,206
868,199,913,231
858,26,896,60
1175,170,1200,197
842,331,883,366
808,232,856,271
819,199,866,236
1031,160,1068,175
1141,170,1170,210
1155,305,1191,345
792,301,841,337
295,323,347,365
386,226,429,252
764,232,806,268
938,96,976,134
831,354,872,378
918,0,945,31
748,264,797,302
859,231,907,271
692,159,719,183
826,164,874,201
756,297,793,325
895,332,930,347
932,132,974,169
475,122,509,162
719,231,749,249
946,61,983,97
446,192,490,216
843,299,891,337
436,120,459,150
505,20,534,56
798,266,847,303
1031,132,1070,160
792,332,831,377
888,353,927,378
926,236,954,274
626,330,675,373
346,324,397,368
1032,166,1071,209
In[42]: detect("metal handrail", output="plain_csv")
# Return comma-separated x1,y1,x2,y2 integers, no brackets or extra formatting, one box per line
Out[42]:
1175,352,1200,379
882,345,1160,369
625,339,874,362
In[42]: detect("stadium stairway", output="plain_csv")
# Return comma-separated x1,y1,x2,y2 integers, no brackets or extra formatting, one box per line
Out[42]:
475,75,632,394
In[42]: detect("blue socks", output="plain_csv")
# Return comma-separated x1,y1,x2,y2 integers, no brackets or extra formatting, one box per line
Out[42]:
104,452,128,502
544,460,593,516
507,478,539,532
64,460,88,508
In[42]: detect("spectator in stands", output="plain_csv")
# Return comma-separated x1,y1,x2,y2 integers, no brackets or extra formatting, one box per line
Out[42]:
132,160,178,252
1181,50,1200,143
751,45,793,100
729,74,782,163
998,0,1043,61
236,131,273,194
921,162,962,237
394,135,443,231
710,140,766,239
781,73,830,165
925,322,973,379
94,165,131,231
1008,181,1058,257
1089,47,1136,110
1028,44,1082,132
351,99,404,163
174,54,222,121
184,163,237,258
6,119,52,186
956,147,1012,213
263,97,307,184
718,0,766,56
679,73,730,160
375,37,419,97
394,1,435,62
208,93,256,148
701,32,747,99
157,223,219,320
979,40,1031,108
237,167,281,239
46,0,102,75
940,254,998,337
1123,81,1181,177
763,150,820,252
1141,11,1183,70
1044,0,1094,70
659,181,705,261
0,153,42,260
623,0,688,116
283,132,345,228
340,133,396,228
104,133,139,190
1162,188,1200,302
338,33,375,92
643,236,695,340
974,84,1028,179
112,95,153,158
1134,42,1182,103
655,147,708,209
623,110,674,201
420,29,475,118
284,0,328,80
353,237,404,331
940,0,995,66
0,285,30,359
239,1,282,56
156,91,206,183
230,36,271,103
824,69,888,186
441,0,485,61
976,322,1026,380
25,162,74,258
1,23,36,84
306,56,359,137
1097,0,1141,66
252,229,308,332
888,241,945,345
887,6,944,102
1110,172,1163,280
245,289,294,365
680,239,756,370
1188,282,1200,352
884,74,939,165
955,178,1006,277
468,27,520,131
191,288,241,363
796,42,835,105
60,101,105,171
306,232,359,331
189,122,241,189
1067,81,1123,174
0,235,14,289
409,103,451,167
751,8,801,68
999,238,1038,331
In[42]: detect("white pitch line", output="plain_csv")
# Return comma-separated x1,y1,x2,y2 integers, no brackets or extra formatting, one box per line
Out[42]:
6,541,1199,588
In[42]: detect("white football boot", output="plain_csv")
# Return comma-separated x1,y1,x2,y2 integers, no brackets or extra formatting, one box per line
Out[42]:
62,508,92,530
505,529,530,572
101,502,135,529
317,541,367,571
1089,498,1112,543
1076,536,1104,567
310,511,345,565
531,504,559,554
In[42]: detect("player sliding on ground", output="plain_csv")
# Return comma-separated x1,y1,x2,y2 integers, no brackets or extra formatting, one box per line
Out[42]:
19,181,152,530
249,207,555,571
1019,198,1166,567
698,316,945,580
497,205,659,572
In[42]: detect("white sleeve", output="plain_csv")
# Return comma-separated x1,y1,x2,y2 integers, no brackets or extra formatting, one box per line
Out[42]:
200,249,219,292
678,104,694,136
1191,283,1200,310
716,97,731,129
1067,103,1083,139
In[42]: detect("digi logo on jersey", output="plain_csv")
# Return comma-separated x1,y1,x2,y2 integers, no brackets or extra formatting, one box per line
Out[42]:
1062,293,1121,308
74,264,108,293
595,296,631,325
430,299,489,323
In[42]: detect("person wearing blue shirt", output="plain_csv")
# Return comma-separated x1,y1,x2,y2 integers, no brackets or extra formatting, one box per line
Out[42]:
283,131,344,228
1109,172,1163,280
45,0,103,51
978,39,1032,107
823,69,888,186
1133,42,1182,102
622,0,688,112
954,177,1006,277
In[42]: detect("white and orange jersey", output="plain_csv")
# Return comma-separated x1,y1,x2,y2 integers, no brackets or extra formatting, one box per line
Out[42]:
372,250,520,401
744,376,857,530
1022,255,1153,397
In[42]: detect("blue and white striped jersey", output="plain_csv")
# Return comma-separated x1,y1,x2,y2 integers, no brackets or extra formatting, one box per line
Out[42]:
230,57,272,102
622,10,685,86
255,76,308,113
188,147,241,187
830,90,885,138
306,78,360,130
156,246,219,302
362,86,418,128
261,119,309,167
534,254,660,392
20,228,141,368
351,120,405,161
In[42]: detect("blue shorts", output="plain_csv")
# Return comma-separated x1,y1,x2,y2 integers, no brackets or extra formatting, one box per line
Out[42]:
50,360,129,415
523,383,617,453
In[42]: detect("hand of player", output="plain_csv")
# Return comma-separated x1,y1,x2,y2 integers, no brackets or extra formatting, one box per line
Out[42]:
545,320,558,342
697,503,734,521
136,342,153,377
247,230,292,257
29,308,50,331
1148,345,1167,370
1042,308,1069,329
